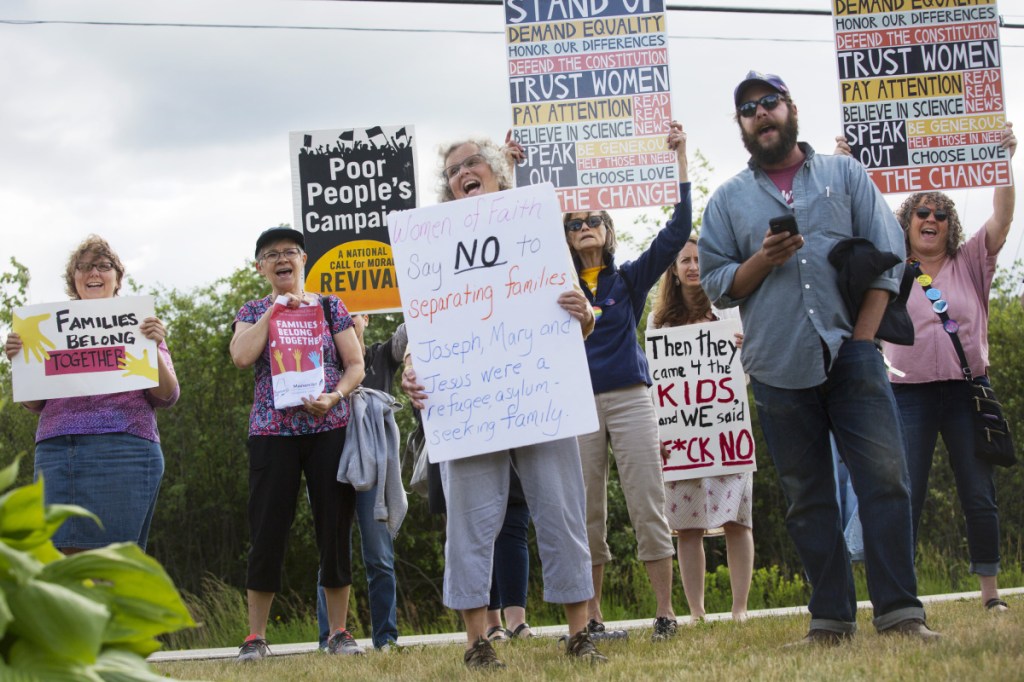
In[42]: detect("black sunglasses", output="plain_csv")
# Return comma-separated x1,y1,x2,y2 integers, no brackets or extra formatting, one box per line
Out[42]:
915,207,948,222
565,215,604,232
737,93,783,119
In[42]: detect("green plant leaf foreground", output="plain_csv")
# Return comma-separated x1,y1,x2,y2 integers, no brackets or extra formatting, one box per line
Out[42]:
0,457,196,680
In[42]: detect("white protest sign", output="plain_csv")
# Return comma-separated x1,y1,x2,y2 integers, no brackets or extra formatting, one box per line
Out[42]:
387,183,598,462
11,296,158,403
833,0,1010,193
645,319,756,481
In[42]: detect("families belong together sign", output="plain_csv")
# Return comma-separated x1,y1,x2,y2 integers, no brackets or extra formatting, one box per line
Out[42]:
11,296,158,402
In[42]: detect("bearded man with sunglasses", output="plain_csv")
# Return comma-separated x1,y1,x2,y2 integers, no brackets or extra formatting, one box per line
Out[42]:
699,72,939,645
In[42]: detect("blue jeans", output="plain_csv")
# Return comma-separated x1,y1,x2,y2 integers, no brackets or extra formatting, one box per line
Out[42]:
317,486,398,649
751,339,923,633
488,503,531,611
892,378,1000,575
831,434,864,562
35,433,164,551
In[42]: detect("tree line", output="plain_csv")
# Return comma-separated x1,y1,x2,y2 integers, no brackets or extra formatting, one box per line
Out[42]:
1,255,1021,636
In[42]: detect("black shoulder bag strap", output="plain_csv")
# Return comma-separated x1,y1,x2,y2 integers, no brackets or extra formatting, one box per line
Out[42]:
320,295,334,331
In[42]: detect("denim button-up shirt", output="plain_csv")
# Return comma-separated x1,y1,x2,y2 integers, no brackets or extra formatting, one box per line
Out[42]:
699,143,905,389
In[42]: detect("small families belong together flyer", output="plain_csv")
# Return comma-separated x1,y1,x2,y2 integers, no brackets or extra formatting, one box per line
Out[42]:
267,297,327,409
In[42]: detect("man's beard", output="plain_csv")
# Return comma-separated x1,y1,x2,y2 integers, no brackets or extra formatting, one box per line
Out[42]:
741,108,799,166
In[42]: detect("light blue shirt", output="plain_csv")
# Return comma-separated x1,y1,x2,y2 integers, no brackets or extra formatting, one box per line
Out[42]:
699,143,905,389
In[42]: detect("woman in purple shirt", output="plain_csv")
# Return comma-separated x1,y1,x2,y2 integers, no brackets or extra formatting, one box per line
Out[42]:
4,235,179,553
883,124,1016,613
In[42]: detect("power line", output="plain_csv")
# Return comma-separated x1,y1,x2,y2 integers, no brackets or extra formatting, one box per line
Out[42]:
1,0,1021,33
3,17,1024,40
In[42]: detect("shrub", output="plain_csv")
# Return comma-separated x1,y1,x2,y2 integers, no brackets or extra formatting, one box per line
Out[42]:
0,455,195,680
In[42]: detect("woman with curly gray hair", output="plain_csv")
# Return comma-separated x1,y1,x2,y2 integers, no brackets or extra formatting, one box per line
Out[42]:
883,123,1017,613
437,137,512,202
404,135,604,669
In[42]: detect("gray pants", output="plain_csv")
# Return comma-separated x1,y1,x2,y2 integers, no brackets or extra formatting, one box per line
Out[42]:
440,438,593,610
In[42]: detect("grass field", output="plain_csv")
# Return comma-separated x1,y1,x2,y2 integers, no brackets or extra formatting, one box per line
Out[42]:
154,594,1022,681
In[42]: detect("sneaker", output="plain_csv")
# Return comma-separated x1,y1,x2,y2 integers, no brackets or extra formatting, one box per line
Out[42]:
464,636,506,670
783,629,853,648
565,629,609,664
651,616,678,642
586,618,628,640
326,628,366,655
377,641,403,653
880,618,942,642
236,635,270,662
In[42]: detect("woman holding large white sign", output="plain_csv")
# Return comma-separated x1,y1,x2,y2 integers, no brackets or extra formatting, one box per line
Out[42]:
563,121,690,642
4,235,179,553
649,235,754,624
401,137,604,669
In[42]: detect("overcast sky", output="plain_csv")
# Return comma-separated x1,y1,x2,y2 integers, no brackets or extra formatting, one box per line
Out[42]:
2,0,1023,307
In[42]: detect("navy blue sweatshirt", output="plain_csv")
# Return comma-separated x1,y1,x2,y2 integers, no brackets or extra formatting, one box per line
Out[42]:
577,183,692,394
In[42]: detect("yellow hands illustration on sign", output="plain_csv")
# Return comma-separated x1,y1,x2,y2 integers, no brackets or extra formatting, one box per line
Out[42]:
292,349,302,370
273,349,286,373
119,349,159,382
12,312,56,363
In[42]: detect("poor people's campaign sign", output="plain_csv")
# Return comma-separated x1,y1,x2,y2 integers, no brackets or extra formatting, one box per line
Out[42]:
290,125,416,313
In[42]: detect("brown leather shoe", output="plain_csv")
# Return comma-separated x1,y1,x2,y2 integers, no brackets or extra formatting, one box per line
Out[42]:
565,629,609,664
783,628,853,647
880,618,941,641
463,636,506,669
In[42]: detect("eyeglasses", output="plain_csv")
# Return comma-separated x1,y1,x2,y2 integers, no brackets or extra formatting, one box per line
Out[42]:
444,154,487,180
260,248,302,263
737,93,784,118
75,261,114,273
565,215,604,232
914,207,948,222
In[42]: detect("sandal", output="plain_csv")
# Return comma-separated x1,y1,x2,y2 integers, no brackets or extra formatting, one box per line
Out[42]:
507,623,533,639
485,625,508,642
985,598,1009,612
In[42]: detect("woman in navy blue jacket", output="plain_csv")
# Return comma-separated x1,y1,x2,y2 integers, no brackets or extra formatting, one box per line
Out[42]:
564,121,691,642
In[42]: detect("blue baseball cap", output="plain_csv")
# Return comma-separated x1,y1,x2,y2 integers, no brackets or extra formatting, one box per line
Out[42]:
734,71,790,107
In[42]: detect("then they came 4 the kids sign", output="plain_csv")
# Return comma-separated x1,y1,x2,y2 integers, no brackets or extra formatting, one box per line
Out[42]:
645,318,756,482
11,296,158,403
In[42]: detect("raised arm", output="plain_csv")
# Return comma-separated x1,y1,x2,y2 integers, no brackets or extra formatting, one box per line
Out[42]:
984,122,1016,253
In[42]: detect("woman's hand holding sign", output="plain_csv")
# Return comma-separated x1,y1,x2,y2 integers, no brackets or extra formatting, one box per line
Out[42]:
8,312,56,363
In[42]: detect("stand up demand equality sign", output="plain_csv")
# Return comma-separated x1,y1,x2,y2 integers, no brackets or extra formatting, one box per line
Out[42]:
834,0,1009,193
506,0,678,211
